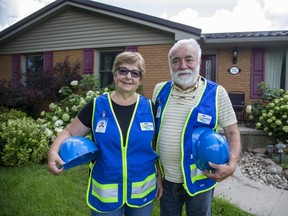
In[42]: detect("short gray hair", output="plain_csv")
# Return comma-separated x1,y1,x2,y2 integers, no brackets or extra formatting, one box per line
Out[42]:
168,38,202,65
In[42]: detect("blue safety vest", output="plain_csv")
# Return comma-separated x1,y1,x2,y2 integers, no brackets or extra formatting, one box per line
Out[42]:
154,77,219,196
87,93,158,212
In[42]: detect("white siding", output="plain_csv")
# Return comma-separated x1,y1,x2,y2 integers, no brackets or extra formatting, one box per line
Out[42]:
0,7,174,54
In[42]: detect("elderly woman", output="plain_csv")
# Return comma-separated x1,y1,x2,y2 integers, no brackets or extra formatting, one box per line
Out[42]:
48,51,162,216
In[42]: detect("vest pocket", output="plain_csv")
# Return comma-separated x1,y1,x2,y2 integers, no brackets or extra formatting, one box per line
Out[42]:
91,165,120,203
131,173,157,199
190,164,207,183
128,161,157,200
91,178,118,203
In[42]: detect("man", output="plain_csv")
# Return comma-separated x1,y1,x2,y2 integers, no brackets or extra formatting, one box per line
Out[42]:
152,38,241,216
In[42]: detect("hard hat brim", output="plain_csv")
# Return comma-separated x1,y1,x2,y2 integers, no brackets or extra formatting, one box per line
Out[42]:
63,150,101,170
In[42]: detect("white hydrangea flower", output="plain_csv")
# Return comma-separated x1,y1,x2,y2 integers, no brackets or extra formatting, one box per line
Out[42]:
70,80,78,86
86,90,94,97
283,126,288,133
246,105,252,114
71,105,78,112
52,116,58,122
36,118,45,124
62,113,70,122
54,127,63,134
40,111,45,116
45,128,53,137
49,103,57,111
54,119,63,127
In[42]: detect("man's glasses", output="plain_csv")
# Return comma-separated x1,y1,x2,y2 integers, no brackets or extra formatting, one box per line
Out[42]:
117,67,142,78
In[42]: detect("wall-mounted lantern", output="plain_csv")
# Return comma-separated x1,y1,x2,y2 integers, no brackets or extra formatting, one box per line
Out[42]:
233,48,238,64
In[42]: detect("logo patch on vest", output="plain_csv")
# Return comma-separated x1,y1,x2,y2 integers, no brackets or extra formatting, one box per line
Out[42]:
197,113,212,124
140,122,154,131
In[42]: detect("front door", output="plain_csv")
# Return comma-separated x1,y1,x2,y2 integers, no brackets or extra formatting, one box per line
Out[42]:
200,55,216,82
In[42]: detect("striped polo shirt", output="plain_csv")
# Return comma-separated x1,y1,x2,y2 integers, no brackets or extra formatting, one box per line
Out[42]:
152,79,237,183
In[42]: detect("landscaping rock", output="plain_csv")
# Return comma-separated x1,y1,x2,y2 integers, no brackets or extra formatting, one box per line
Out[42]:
238,151,288,190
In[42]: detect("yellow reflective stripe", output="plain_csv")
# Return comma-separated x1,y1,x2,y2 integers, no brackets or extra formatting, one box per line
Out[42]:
91,179,118,203
131,173,156,199
190,164,207,183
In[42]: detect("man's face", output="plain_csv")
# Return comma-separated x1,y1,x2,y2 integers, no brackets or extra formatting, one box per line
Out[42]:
170,45,200,89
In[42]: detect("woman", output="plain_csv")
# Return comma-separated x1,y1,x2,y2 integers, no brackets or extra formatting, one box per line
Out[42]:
48,51,163,216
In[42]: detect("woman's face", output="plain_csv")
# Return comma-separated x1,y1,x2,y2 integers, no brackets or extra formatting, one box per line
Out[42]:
113,63,141,94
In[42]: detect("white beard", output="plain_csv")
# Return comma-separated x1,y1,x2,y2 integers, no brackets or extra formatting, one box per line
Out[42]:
171,68,199,89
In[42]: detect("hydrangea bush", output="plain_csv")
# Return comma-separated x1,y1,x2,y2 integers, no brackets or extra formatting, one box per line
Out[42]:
0,75,114,166
37,74,114,141
254,86,288,144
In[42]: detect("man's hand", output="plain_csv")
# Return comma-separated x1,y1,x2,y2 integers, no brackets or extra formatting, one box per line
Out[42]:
203,161,237,182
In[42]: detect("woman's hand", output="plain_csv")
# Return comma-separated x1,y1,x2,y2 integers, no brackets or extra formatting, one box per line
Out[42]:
48,150,65,175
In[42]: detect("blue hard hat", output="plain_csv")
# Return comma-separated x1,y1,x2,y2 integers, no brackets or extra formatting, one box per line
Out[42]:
192,127,229,171
59,136,101,170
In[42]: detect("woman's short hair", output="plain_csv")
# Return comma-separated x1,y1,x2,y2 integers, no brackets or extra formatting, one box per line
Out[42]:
112,51,146,79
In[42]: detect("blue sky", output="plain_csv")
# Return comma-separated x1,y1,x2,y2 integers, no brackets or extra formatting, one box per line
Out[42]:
1,0,288,33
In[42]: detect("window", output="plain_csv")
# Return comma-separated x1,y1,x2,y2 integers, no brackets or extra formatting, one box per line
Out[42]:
264,50,288,90
25,54,43,86
26,54,43,73
99,51,121,88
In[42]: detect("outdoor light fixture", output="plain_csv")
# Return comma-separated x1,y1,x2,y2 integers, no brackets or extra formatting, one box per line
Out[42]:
233,48,238,64
266,144,275,154
275,142,286,164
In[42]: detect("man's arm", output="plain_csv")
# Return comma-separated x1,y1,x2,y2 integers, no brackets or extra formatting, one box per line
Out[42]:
204,123,241,182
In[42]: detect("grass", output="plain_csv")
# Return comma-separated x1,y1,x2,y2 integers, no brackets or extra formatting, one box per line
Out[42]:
0,164,255,216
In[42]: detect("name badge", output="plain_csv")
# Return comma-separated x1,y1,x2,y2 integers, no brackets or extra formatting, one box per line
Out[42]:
156,106,161,118
95,118,108,133
140,122,154,131
197,113,212,125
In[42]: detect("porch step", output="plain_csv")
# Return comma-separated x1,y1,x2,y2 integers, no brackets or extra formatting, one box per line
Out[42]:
218,125,274,150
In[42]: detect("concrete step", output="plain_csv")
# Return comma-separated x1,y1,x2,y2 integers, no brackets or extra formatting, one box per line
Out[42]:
219,124,274,150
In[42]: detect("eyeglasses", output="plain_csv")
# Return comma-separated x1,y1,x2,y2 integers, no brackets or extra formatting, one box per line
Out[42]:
117,67,142,78
171,94,195,100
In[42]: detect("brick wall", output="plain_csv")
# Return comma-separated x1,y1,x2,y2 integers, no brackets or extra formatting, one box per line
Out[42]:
53,49,83,73
1,46,259,106
218,48,255,105
0,55,12,80
138,44,172,99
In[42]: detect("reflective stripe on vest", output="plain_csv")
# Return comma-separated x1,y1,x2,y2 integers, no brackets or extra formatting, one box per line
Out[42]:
131,173,157,199
91,179,118,203
155,78,218,196
190,164,207,183
87,93,158,212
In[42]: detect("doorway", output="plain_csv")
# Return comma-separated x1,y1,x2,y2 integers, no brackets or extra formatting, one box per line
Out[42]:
200,55,216,82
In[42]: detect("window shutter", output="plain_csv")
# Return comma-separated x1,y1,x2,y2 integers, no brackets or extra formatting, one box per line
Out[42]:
251,49,264,99
44,51,53,73
83,49,94,74
12,54,21,86
125,46,138,52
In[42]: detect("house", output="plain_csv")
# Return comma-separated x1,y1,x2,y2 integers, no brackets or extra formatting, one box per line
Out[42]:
0,0,287,105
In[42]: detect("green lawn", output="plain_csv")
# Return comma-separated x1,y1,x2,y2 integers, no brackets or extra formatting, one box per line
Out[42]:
0,164,255,216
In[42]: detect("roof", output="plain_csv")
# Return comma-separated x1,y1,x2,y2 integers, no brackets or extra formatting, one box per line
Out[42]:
0,0,201,43
200,30,288,49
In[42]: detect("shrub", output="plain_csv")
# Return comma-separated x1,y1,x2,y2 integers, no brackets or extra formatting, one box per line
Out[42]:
37,74,115,140
254,85,288,143
0,109,50,166
0,56,81,118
